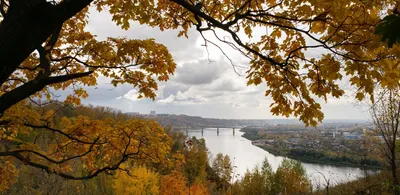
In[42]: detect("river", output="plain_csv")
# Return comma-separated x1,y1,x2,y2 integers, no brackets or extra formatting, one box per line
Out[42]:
187,128,377,189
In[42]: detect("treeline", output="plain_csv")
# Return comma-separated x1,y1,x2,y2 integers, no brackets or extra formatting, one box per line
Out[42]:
287,149,381,168
231,158,312,195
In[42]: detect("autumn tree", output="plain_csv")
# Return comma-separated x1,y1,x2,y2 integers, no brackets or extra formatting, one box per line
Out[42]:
160,169,188,195
274,159,311,194
160,168,209,195
239,167,267,195
237,158,274,194
113,165,160,195
183,137,208,192
189,183,209,195
370,88,400,192
236,158,310,195
212,153,232,191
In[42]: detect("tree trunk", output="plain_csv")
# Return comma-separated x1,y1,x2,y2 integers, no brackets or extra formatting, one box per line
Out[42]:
391,148,399,194
0,0,57,85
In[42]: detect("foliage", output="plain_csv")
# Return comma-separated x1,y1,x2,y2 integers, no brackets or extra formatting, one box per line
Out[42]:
113,165,160,195
0,105,172,194
160,169,188,195
275,159,311,194
190,183,209,195
212,153,233,191
183,137,208,185
1,104,172,178
235,158,311,195
0,157,19,192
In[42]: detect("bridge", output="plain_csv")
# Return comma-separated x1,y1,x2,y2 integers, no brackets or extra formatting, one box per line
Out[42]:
173,125,244,136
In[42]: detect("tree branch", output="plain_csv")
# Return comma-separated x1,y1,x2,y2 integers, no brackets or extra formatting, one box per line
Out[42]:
0,132,143,180
24,123,102,145
10,137,99,164
0,71,93,113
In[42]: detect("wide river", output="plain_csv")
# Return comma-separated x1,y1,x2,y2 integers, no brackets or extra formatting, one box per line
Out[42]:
188,128,377,189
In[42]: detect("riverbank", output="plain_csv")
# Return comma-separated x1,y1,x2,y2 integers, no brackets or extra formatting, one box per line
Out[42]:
255,144,381,170
241,129,381,170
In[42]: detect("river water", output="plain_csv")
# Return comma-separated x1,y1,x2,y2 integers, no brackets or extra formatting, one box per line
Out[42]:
188,128,377,189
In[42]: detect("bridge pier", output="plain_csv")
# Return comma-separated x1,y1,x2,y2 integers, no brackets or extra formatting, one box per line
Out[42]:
201,127,204,136
217,127,219,136
233,128,235,136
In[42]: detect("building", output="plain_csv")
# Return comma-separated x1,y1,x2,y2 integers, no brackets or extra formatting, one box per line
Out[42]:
150,111,156,116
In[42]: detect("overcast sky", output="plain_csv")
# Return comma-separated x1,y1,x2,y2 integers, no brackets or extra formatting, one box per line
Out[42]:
68,8,371,120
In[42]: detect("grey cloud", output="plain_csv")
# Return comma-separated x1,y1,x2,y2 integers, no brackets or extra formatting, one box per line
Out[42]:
173,59,225,85
211,79,244,92
157,91,206,104
202,91,225,98
246,101,260,107
160,83,191,99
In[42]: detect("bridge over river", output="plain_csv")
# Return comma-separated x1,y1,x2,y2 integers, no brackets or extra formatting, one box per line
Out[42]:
173,126,244,136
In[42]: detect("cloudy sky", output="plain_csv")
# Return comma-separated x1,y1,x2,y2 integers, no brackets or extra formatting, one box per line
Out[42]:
68,8,371,120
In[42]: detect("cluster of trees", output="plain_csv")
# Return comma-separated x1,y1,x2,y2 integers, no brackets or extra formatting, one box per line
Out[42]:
240,128,262,141
230,158,311,195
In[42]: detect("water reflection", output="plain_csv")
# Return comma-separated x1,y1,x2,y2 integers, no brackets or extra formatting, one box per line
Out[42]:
188,128,377,188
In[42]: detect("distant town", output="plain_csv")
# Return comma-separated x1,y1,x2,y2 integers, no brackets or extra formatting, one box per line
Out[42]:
242,123,381,168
